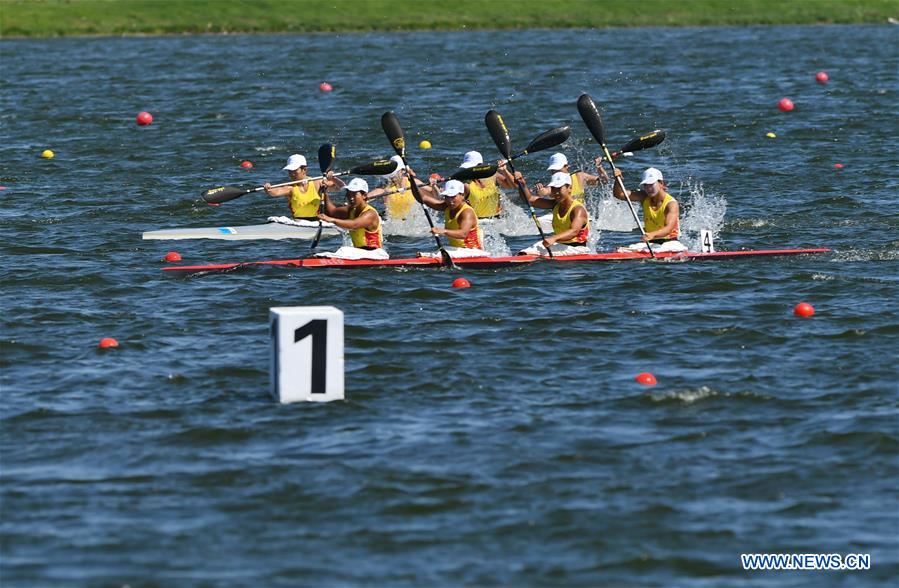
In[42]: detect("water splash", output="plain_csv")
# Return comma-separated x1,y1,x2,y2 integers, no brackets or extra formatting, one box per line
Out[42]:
381,204,430,237
678,180,728,251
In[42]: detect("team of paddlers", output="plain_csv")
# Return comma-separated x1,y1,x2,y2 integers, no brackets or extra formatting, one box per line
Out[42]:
262,149,685,261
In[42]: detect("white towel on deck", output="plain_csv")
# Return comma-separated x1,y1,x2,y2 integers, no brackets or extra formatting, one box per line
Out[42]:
267,216,337,229
518,241,590,257
313,246,389,260
417,246,491,259
616,240,688,253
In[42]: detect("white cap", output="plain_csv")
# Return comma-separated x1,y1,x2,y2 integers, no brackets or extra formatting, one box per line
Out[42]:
282,154,307,171
460,150,483,169
547,171,572,188
440,179,465,198
344,178,369,193
385,155,405,177
547,152,568,171
640,167,664,185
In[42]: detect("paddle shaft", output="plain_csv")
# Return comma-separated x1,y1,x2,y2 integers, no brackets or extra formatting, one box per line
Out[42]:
310,144,336,250
598,143,655,257
505,159,555,255
400,156,449,251
577,94,654,257
381,112,455,267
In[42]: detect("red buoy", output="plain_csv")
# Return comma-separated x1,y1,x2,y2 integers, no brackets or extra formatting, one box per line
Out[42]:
136,111,153,126
635,372,657,386
240,160,253,169
834,163,844,169
794,302,815,317
98,337,119,349
815,71,829,83
319,82,333,92
778,98,795,112
164,251,182,262
452,277,471,289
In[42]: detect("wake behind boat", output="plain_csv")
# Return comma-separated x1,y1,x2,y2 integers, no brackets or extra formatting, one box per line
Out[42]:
142,216,342,241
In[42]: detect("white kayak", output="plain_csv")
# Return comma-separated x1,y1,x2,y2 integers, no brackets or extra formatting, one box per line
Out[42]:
142,217,341,241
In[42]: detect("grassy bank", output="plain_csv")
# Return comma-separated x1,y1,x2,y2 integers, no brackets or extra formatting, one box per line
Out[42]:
1,0,896,37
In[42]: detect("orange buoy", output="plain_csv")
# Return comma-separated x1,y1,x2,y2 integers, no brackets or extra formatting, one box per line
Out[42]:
164,251,182,262
452,277,471,289
240,160,253,169
98,337,119,349
635,372,657,386
794,302,815,317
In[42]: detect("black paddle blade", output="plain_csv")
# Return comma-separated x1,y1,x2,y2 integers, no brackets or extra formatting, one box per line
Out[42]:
381,112,406,159
439,248,456,268
618,129,666,154
449,163,498,182
519,125,571,157
202,186,249,204
350,159,398,175
577,93,606,146
485,110,513,160
318,143,336,174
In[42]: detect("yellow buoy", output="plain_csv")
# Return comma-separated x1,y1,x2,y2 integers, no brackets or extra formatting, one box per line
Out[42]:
419,140,432,149
766,132,776,138
41,149,55,158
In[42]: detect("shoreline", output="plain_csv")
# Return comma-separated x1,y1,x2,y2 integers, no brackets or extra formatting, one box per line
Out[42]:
1,22,895,42
2,0,896,39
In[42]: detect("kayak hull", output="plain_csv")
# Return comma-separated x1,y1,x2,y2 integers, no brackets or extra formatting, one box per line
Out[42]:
162,248,831,275
142,222,340,241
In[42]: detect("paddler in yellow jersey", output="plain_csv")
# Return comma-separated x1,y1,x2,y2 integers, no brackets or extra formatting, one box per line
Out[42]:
366,155,420,220
535,152,608,197
458,150,515,219
314,178,389,260
517,171,591,257
263,154,342,220
417,179,490,259
612,167,687,253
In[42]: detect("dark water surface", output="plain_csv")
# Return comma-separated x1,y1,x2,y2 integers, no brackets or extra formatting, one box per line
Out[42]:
1,26,897,586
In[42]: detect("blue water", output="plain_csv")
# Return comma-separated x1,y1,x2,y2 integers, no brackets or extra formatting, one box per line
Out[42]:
1,26,897,586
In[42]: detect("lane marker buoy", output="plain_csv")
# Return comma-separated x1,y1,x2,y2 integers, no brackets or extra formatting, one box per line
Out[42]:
635,372,657,386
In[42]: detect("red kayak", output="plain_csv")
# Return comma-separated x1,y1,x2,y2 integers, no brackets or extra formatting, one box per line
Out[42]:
162,248,831,275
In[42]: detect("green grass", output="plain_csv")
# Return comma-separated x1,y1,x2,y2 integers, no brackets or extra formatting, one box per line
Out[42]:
1,0,896,37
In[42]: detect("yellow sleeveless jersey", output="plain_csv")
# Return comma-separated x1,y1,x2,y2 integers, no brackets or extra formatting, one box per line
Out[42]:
445,203,483,249
385,179,415,220
570,173,584,198
348,204,382,248
552,199,589,245
467,177,501,219
288,181,320,219
642,192,679,239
